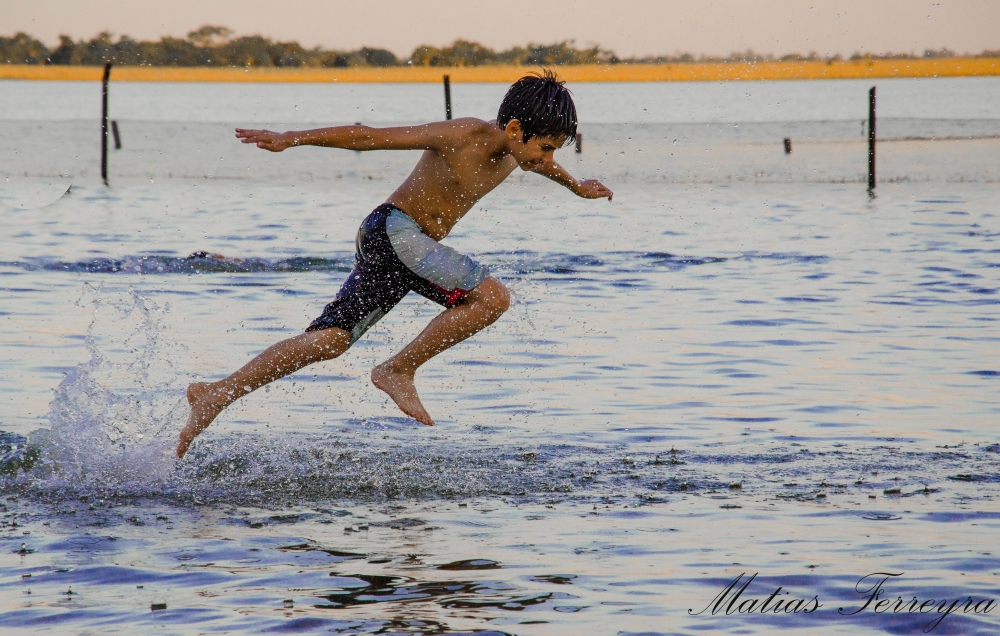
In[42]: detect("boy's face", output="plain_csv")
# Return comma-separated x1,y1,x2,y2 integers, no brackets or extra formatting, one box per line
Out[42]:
505,120,567,171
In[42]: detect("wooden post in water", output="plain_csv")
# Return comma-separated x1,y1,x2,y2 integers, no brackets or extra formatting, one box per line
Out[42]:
868,86,876,193
783,138,792,154
101,63,112,185
443,75,452,120
111,120,121,150
575,133,583,154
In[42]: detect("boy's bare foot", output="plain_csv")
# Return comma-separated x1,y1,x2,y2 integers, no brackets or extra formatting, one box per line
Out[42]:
177,382,226,458
371,363,435,426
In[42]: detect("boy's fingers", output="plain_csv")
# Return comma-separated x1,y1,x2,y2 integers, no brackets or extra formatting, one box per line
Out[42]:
235,128,270,139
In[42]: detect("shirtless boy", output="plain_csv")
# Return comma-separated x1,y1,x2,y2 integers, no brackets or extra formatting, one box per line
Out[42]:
177,71,612,458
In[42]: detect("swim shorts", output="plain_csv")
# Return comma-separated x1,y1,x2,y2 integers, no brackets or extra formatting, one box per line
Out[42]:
306,203,490,343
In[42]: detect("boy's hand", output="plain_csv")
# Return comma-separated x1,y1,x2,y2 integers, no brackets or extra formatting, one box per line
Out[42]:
576,179,613,201
235,128,294,152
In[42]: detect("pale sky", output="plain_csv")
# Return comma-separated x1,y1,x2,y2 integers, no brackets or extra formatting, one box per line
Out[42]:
2,0,998,59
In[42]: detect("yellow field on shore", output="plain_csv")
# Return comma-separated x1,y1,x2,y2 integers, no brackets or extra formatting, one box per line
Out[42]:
2,57,997,83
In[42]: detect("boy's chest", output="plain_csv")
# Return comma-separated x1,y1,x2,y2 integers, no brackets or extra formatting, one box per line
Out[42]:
441,150,516,197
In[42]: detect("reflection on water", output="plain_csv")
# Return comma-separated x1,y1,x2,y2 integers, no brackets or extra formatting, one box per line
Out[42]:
2,496,999,634
1,79,999,633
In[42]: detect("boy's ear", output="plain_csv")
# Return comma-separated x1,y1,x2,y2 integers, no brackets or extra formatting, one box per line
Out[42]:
504,119,523,142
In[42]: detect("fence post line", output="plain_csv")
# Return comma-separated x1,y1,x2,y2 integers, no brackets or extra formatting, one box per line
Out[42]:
868,86,876,193
101,63,112,186
443,74,452,120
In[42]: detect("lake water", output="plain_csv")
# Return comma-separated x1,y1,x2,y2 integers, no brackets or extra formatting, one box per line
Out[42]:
0,77,999,635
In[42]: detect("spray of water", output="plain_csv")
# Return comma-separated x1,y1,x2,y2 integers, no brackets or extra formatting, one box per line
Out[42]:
11,285,183,497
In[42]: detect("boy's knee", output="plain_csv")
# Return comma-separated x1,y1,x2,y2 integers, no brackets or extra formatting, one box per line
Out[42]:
479,277,510,316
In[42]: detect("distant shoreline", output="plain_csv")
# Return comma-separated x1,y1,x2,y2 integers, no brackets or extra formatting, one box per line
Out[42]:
2,58,997,83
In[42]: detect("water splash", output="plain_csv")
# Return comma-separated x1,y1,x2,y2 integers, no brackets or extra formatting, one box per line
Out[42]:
9,285,183,496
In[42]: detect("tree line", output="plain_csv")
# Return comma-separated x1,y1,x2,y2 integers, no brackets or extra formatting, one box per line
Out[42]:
1,27,997,67
0,27,616,67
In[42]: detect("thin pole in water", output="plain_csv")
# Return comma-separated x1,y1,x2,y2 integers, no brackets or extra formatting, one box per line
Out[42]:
101,63,112,185
111,120,121,150
868,86,876,193
576,133,583,154
783,138,792,154
443,75,452,120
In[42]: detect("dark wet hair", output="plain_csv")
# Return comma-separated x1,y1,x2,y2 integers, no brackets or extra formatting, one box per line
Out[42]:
497,69,577,145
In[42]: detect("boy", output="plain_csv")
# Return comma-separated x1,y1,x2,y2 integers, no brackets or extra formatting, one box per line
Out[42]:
177,71,612,458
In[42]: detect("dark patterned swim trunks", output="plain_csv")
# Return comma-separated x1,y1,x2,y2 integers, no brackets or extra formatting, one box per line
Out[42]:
306,203,490,343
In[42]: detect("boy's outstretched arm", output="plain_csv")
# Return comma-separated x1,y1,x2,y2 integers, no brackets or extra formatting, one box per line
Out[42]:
533,161,613,201
235,119,482,153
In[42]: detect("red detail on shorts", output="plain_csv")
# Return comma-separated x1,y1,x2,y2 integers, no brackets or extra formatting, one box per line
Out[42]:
427,281,468,307
445,288,468,306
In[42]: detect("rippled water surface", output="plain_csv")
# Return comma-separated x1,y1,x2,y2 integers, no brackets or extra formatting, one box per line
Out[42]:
1,78,999,634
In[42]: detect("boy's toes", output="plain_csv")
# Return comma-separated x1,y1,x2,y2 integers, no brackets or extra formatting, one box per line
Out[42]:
409,405,434,427
177,426,198,458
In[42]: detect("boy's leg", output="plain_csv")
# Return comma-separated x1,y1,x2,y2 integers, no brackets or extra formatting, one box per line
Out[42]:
178,327,352,458
372,276,509,425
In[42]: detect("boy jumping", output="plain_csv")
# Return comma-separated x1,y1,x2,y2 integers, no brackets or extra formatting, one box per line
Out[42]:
177,71,612,458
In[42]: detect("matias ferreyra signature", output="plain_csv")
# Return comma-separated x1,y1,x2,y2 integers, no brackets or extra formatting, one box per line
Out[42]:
689,571,995,632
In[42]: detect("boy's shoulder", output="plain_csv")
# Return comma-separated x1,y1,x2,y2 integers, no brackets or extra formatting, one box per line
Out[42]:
415,118,506,161
447,117,502,142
